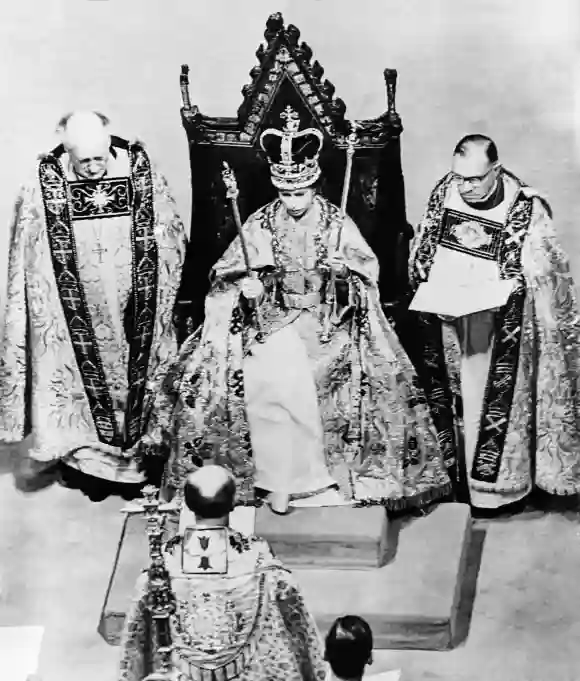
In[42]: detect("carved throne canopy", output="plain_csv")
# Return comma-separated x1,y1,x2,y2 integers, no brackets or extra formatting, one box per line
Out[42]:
175,12,410,338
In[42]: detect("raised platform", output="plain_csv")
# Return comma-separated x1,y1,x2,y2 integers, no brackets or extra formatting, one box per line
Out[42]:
99,502,472,651
255,505,394,569
292,503,472,650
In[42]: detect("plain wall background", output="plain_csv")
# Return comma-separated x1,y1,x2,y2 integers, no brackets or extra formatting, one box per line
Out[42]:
0,0,578,316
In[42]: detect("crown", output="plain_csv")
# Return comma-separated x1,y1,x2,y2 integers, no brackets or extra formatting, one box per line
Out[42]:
259,106,324,191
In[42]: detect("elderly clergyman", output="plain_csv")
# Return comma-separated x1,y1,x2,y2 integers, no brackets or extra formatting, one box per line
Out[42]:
0,111,186,501
408,133,580,514
118,465,327,681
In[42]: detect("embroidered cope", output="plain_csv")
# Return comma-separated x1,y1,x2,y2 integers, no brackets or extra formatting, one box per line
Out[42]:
0,144,186,485
147,195,451,509
118,528,327,681
409,170,580,506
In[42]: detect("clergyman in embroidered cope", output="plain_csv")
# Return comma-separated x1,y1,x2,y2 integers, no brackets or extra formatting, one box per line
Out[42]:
0,111,186,497
118,466,328,681
409,134,580,509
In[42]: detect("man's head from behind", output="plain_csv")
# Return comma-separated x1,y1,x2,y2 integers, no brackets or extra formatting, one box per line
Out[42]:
184,465,236,523
451,133,500,203
325,615,373,681
57,110,111,180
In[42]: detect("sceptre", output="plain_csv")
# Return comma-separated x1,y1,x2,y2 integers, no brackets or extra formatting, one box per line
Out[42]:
221,162,264,338
222,162,253,275
336,124,360,253
321,124,360,342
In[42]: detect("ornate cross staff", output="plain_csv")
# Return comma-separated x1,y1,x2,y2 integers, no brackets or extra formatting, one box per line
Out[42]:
222,162,265,338
126,485,176,681
222,162,252,276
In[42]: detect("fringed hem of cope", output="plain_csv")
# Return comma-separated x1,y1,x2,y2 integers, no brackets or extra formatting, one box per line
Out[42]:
534,481,580,497
353,481,454,512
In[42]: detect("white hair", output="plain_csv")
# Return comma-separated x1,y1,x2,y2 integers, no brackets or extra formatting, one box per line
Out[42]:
56,110,110,134
57,110,111,153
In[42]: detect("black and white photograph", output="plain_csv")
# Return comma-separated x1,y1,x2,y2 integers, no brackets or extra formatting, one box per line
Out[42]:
0,1,578,679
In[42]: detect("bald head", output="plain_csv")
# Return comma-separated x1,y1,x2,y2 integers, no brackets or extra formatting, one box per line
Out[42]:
184,465,236,520
58,111,111,180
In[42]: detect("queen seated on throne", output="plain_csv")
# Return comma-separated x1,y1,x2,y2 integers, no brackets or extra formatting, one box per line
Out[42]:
141,106,452,514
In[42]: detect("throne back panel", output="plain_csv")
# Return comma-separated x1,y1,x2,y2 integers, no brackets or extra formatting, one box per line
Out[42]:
175,12,412,339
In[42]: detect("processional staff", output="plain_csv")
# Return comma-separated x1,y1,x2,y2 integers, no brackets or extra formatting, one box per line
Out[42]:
123,485,176,681
222,161,265,338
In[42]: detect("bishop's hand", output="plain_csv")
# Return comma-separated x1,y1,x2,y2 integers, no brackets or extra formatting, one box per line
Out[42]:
240,276,265,305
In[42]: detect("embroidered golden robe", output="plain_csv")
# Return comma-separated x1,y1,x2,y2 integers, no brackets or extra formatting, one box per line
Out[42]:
409,170,580,508
146,195,452,509
118,527,327,681
0,141,186,488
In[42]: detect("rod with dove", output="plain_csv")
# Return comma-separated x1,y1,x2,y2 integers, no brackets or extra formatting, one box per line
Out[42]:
336,123,361,252
321,123,360,342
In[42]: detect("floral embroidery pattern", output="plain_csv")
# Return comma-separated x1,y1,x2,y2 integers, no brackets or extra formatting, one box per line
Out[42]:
159,196,452,510
409,172,580,495
453,219,492,250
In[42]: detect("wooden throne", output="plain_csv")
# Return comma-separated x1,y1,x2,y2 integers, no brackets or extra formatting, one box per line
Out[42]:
174,12,413,342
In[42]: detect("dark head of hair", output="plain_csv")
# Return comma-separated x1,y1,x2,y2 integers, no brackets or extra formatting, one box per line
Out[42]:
184,470,236,519
325,615,373,680
453,133,499,164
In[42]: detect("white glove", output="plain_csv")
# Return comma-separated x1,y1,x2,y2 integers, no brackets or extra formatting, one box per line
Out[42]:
240,276,265,303
328,254,349,279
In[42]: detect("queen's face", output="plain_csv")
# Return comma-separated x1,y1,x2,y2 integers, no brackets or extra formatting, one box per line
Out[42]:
278,187,316,218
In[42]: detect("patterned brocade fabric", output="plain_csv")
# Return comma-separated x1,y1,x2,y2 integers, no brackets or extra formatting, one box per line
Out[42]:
0,145,186,485
146,195,453,510
408,171,580,497
118,532,327,681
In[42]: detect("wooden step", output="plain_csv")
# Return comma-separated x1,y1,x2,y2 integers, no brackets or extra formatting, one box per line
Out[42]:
294,503,473,650
255,505,395,569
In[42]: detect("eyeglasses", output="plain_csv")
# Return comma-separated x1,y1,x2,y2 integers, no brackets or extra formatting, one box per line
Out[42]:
450,166,497,187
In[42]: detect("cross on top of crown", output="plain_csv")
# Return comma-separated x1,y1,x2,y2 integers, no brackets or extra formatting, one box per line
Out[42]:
280,106,301,133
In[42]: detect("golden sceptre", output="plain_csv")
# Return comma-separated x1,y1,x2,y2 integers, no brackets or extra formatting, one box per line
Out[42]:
222,162,252,277
222,162,265,339
321,124,360,342
337,124,360,249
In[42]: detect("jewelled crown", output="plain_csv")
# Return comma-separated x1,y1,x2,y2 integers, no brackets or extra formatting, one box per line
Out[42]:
259,106,324,191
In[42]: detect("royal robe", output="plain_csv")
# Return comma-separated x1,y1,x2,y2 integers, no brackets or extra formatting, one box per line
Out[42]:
409,169,580,508
145,195,452,509
0,139,186,494
118,526,327,681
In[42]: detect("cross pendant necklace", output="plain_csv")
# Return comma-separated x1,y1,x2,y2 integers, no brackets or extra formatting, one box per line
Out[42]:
91,223,107,264
92,242,107,264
